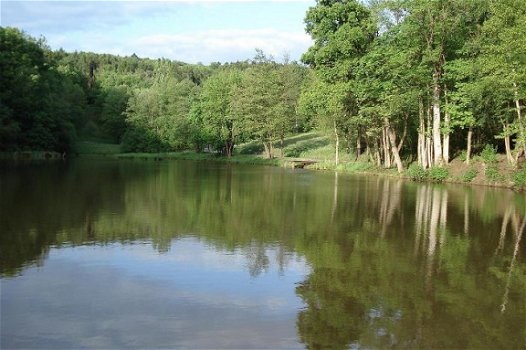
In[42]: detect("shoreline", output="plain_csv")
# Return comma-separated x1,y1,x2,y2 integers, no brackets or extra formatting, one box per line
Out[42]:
3,149,523,192
97,151,526,192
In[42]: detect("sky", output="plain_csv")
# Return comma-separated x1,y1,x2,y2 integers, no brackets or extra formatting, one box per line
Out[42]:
0,0,315,64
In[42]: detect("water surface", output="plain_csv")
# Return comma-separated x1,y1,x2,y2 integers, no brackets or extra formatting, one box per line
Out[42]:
1,159,525,348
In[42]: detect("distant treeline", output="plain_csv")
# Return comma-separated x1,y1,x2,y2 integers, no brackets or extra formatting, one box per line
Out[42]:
1,0,525,172
0,27,309,155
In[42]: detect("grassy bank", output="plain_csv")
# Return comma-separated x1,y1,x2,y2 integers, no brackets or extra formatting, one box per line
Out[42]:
74,134,526,190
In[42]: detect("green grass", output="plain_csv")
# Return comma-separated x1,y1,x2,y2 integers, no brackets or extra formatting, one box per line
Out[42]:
283,136,330,158
76,141,121,155
80,133,377,175
114,151,282,166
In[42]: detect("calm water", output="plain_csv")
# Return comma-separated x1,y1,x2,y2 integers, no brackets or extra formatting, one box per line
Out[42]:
1,159,525,349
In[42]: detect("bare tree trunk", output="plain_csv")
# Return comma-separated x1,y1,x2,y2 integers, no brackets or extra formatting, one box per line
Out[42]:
426,103,433,169
418,97,426,168
263,141,273,159
375,139,382,167
466,127,473,165
432,70,443,166
398,116,408,153
385,118,404,173
503,122,514,165
443,89,450,164
513,80,525,160
225,139,234,157
382,126,391,168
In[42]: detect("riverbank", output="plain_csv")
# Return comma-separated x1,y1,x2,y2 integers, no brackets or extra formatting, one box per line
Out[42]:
100,150,526,191
9,134,526,191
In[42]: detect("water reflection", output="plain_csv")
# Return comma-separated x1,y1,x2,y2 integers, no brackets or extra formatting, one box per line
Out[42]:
1,159,525,348
2,239,307,348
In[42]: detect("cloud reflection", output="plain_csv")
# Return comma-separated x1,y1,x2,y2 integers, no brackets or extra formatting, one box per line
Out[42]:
1,238,308,348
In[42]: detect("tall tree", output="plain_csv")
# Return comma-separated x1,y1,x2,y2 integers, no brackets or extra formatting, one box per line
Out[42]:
199,69,240,157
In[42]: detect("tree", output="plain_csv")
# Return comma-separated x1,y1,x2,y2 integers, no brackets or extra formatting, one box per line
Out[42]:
301,0,377,166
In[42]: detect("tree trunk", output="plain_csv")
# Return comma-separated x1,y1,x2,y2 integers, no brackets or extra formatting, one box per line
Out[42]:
263,141,273,159
466,127,472,165
513,81,525,160
356,133,361,161
432,70,443,166
418,96,426,168
503,122,514,165
426,104,433,169
382,126,391,168
334,121,339,166
375,140,381,167
225,139,233,157
443,89,450,164
385,118,404,173
398,116,408,153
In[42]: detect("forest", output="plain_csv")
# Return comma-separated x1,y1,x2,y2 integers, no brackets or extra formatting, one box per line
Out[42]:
1,0,525,174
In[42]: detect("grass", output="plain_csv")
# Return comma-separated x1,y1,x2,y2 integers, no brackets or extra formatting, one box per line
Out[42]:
76,140,121,155
73,133,524,190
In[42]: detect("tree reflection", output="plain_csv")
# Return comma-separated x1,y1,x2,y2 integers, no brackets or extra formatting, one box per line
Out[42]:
1,160,525,348
295,180,525,349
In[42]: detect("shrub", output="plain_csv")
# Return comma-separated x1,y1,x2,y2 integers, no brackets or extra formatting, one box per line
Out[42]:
407,164,427,181
485,165,503,182
458,150,467,162
480,144,498,164
513,167,526,188
460,168,477,183
428,166,449,182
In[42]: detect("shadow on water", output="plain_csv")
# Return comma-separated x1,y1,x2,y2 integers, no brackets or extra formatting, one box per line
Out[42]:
0,159,525,348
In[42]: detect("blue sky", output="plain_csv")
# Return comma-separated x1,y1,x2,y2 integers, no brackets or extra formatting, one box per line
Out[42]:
1,1,315,64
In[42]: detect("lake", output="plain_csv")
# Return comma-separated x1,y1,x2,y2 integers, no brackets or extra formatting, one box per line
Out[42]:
1,159,525,349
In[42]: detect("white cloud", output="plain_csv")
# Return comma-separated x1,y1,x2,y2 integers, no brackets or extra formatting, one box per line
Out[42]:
133,28,312,63
2,1,314,63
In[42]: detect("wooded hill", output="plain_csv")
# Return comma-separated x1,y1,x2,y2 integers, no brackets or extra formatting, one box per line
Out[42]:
1,0,525,174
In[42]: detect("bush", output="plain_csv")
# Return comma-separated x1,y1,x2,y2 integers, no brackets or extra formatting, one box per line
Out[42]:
458,150,467,162
485,165,503,182
460,168,477,183
480,144,498,164
428,166,449,182
407,164,427,181
513,167,526,188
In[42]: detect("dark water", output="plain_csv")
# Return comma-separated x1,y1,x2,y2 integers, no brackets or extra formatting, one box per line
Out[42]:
1,159,525,349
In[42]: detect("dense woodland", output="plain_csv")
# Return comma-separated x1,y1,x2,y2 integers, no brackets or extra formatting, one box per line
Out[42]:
1,0,525,173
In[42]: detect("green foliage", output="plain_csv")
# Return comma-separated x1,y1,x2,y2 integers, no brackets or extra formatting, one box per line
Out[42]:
485,165,504,182
460,168,478,183
406,164,427,182
480,144,498,164
512,166,526,187
0,27,84,152
428,167,449,183
458,150,467,162
407,165,448,183
2,0,526,181
121,127,169,153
